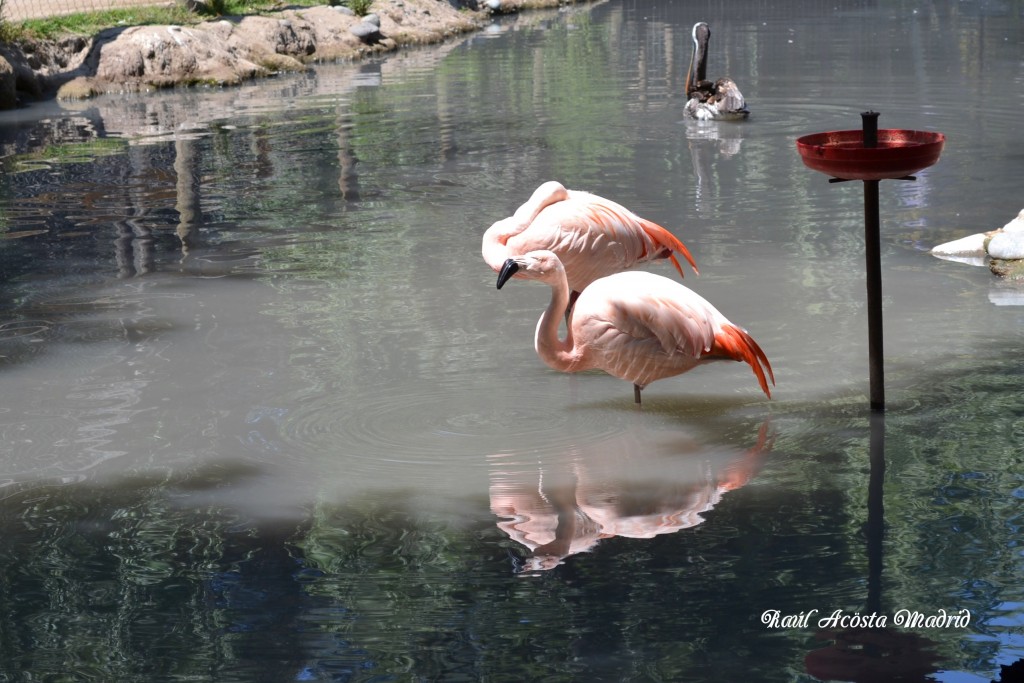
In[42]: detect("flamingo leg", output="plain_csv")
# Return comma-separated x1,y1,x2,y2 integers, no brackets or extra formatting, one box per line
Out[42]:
634,384,642,405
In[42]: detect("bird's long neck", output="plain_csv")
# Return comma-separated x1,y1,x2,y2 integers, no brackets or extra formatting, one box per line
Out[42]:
694,36,708,83
685,43,696,95
534,272,579,373
686,31,708,95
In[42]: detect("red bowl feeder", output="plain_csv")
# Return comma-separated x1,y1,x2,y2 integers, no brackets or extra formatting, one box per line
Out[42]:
796,112,946,412
796,129,945,181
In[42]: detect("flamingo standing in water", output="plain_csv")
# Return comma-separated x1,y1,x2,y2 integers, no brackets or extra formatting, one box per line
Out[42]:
482,181,698,314
496,250,774,404
684,22,749,121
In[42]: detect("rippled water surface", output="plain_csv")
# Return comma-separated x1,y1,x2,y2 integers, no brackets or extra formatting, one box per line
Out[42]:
1,1,1022,680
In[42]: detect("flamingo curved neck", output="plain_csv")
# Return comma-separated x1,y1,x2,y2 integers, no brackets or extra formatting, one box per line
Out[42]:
534,275,578,373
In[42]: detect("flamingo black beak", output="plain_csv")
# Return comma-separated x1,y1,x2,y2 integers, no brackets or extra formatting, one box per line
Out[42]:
496,258,519,289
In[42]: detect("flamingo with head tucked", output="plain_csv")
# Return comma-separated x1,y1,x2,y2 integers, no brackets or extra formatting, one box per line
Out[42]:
496,249,773,404
684,22,749,121
482,181,698,315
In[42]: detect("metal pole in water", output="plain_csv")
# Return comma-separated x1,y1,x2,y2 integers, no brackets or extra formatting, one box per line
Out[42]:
864,178,884,411
861,111,885,411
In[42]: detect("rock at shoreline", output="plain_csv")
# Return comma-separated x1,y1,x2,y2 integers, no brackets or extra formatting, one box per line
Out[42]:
350,20,383,43
0,56,16,109
989,258,1024,280
1,0,551,106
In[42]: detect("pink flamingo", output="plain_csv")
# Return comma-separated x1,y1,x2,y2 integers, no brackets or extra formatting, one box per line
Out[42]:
482,181,698,314
496,250,774,404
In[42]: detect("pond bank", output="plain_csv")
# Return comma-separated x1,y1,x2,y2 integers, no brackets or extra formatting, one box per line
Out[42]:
0,0,583,109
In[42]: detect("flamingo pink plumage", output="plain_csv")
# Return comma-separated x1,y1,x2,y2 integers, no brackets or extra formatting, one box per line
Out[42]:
482,181,698,309
496,250,774,404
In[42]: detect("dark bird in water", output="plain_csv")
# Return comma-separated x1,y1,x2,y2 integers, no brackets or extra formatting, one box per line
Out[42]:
684,22,749,121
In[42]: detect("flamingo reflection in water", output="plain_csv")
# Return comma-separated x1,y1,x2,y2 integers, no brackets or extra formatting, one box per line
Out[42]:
489,423,773,572
684,22,749,122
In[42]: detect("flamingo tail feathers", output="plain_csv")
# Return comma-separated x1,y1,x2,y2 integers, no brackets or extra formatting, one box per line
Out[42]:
639,219,699,277
711,324,775,398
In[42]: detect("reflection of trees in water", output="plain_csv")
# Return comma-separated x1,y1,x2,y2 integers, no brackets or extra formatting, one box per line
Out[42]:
114,218,153,277
804,414,941,683
174,136,203,255
3,397,1015,680
0,475,324,681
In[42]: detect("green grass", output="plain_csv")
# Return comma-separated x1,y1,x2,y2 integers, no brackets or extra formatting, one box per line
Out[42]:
4,137,129,172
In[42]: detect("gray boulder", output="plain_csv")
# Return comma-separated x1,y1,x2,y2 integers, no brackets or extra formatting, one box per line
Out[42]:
350,21,382,43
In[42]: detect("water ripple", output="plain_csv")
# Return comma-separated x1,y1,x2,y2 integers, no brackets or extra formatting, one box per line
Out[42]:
277,379,630,467
0,319,51,341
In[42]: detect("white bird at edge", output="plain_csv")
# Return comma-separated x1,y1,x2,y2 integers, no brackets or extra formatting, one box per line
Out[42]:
496,249,774,405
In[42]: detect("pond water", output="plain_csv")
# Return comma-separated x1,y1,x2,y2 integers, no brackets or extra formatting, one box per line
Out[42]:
1,0,1022,680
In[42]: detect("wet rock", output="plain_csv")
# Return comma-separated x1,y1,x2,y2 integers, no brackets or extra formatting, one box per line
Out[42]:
255,53,308,72
56,75,104,100
989,258,1024,280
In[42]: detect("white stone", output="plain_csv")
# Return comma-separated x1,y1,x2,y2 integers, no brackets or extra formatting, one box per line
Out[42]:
987,231,1024,260
931,232,988,256
931,253,987,267
1000,208,1024,233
